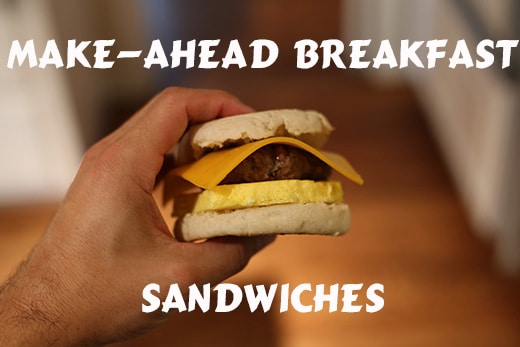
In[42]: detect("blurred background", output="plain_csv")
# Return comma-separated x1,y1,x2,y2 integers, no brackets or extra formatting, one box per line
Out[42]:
1,0,519,346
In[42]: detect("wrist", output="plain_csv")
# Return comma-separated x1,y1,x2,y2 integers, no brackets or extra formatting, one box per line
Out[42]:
0,261,85,347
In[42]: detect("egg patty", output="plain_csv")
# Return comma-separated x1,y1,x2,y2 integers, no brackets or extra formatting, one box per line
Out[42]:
173,179,344,215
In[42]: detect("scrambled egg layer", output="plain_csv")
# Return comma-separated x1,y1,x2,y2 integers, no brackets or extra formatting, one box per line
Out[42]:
173,180,344,215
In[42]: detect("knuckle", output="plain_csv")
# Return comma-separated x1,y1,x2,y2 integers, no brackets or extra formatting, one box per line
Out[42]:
158,86,184,102
80,139,124,179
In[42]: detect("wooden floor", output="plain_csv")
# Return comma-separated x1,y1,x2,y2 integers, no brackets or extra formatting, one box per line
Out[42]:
1,1,519,346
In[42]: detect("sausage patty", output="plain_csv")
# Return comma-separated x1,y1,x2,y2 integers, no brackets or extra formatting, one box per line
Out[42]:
221,145,331,184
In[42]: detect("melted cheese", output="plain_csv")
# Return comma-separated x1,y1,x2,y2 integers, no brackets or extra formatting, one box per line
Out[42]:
171,137,363,189
173,180,344,215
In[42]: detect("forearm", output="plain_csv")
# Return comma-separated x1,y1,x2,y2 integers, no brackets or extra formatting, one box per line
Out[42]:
0,260,88,347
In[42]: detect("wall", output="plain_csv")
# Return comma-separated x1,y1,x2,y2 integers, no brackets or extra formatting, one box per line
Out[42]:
0,0,83,205
342,0,520,274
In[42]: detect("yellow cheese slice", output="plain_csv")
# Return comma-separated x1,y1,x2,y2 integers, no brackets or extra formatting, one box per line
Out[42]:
171,137,364,190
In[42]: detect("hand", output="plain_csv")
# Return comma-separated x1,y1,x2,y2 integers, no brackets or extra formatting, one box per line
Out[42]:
0,87,275,346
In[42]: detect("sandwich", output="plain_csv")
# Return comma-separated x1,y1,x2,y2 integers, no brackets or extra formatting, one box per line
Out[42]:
167,109,363,241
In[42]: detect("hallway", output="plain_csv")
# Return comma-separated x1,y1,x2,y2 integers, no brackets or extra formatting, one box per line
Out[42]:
1,1,519,346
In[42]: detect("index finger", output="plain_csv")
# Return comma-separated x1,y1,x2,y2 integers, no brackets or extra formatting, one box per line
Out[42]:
116,87,253,188
134,87,253,154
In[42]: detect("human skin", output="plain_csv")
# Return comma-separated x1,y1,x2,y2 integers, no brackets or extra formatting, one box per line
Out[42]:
0,87,275,346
